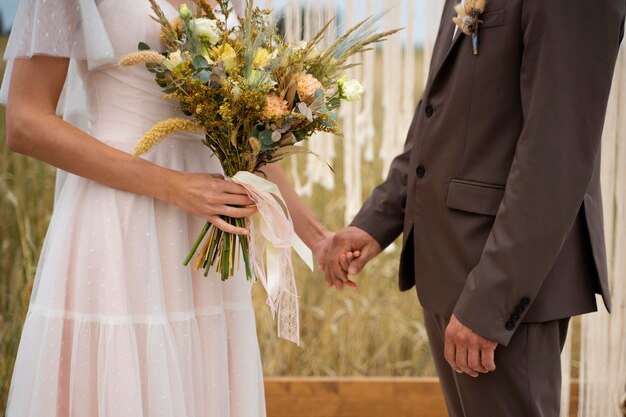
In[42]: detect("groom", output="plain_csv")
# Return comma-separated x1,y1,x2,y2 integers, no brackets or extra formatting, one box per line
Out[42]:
324,0,626,416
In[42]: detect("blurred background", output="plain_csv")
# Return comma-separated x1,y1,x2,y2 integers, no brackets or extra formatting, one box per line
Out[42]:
1,1,625,416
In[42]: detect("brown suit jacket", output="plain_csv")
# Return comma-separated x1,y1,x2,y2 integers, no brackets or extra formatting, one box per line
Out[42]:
352,0,626,346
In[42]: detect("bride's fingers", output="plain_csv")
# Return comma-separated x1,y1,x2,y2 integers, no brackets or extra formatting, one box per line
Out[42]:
339,254,350,272
208,216,249,235
330,259,349,284
222,194,256,206
324,264,332,288
326,261,345,291
221,181,252,195
220,205,258,218
345,279,357,288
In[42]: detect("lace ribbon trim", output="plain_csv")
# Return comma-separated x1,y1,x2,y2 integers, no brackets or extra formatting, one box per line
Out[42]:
231,172,314,345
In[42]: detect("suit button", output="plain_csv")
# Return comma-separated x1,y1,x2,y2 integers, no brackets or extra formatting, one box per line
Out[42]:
416,165,426,178
521,297,531,306
511,313,520,321
505,321,515,331
514,306,524,315
425,104,434,118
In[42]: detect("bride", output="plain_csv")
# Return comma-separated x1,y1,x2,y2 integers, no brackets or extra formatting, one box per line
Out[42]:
1,0,337,415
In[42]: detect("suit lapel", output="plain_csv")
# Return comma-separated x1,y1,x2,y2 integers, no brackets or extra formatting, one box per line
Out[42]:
425,0,466,90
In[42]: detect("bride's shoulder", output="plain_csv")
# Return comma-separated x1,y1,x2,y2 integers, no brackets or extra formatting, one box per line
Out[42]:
7,0,166,69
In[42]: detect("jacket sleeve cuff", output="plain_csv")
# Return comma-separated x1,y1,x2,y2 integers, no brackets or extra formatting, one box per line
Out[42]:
350,207,404,250
453,270,533,347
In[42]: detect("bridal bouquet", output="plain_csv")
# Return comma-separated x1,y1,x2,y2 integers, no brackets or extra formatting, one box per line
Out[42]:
120,0,397,342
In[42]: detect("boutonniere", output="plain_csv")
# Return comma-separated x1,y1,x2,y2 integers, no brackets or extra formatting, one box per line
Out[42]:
453,0,488,56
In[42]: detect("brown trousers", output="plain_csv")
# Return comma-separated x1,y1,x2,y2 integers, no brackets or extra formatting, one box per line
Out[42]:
423,309,570,417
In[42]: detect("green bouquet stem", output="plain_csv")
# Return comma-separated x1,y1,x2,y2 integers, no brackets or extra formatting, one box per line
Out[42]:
184,217,253,281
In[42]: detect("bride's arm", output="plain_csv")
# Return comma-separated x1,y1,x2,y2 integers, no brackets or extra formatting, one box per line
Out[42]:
6,56,256,234
259,164,330,252
260,164,355,283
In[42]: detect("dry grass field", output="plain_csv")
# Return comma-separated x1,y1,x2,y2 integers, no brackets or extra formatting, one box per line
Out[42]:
0,35,438,412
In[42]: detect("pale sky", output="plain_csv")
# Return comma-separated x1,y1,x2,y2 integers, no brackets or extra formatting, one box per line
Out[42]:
0,0,20,31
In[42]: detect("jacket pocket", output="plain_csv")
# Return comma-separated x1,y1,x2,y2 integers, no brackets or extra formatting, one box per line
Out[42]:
446,179,505,216
480,9,507,29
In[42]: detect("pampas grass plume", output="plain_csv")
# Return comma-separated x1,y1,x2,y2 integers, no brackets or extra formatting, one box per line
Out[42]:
134,118,204,155
119,51,166,67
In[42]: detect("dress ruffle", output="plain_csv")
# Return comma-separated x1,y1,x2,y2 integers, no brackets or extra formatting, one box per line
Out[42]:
7,304,265,417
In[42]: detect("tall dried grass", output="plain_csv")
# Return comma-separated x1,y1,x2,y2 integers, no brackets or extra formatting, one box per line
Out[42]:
0,36,58,411
0,35,434,413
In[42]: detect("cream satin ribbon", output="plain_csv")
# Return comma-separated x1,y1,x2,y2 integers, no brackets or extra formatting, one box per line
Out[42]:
232,171,314,345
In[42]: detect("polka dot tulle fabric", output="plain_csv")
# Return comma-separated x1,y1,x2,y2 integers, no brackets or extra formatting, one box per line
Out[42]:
2,1,266,416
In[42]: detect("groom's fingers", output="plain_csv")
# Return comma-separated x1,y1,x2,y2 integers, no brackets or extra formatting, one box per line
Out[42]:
347,254,369,276
347,243,380,275
456,346,478,377
481,347,496,372
444,339,461,373
468,348,487,374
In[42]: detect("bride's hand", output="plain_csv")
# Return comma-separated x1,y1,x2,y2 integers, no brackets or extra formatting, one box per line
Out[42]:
165,171,257,234
312,232,334,269
312,232,357,289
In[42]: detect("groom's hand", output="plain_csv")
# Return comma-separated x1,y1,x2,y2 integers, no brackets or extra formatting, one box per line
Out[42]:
444,314,497,377
325,226,381,290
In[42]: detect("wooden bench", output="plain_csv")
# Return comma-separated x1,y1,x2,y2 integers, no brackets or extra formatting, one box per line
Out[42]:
265,378,579,417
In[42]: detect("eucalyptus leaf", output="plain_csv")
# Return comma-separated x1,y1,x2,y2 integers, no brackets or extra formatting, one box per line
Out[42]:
320,109,337,123
258,130,274,147
322,118,336,128
197,69,213,83
293,130,308,142
138,42,151,51
193,55,209,70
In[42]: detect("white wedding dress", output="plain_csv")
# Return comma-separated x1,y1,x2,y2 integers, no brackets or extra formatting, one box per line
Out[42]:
0,1,266,416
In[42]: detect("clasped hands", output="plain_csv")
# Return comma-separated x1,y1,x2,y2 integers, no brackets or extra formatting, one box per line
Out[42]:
315,226,497,378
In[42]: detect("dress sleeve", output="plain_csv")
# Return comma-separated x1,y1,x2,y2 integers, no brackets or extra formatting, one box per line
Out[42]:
0,0,116,105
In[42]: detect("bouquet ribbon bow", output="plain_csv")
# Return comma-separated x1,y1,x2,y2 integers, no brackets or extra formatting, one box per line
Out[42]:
232,171,314,345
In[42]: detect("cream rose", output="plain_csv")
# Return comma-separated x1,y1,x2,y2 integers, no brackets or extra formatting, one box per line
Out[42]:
338,76,364,102
191,18,220,45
